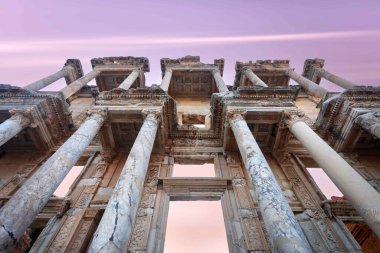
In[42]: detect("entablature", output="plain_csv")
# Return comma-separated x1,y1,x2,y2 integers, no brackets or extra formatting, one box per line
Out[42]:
0,85,72,151
234,59,290,88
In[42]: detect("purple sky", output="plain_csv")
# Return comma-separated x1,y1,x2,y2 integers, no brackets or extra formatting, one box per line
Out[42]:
1,1,379,251
1,0,380,90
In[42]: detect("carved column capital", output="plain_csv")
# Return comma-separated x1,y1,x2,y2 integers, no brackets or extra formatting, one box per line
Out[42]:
141,109,161,123
226,109,247,127
9,109,33,128
86,109,108,124
280,110,314,129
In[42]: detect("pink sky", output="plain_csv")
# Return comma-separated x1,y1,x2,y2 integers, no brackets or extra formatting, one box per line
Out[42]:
2,1,379,251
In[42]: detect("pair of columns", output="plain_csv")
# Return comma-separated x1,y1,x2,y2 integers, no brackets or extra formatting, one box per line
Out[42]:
159,68,229,93
229,110,380,251
0,109,160,253
285,67,357,98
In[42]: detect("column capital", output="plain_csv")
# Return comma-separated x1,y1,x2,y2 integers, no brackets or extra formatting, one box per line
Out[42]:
226,109,247,126
141,109,161,123
210,68,221,75
86,109,108,122
165,68,173,74
9,109,34,128
280,110,314,129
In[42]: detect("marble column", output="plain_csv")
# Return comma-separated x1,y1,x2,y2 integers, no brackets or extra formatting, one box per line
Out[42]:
229,112,311,253
0,110,107,252
211,69,229,92
88,111,159,253
316,68,356,89
242,67,268,87
0,110,31,147
60,69,101,99
355,111,380,139
287,115,380,237
159,69,172,91
118,69,141,90
24,67,70,91
285,68,328,98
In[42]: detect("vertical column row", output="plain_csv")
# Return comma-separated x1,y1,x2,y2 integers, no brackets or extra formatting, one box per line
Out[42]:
0,110,107,251
228,111,312,253
88,111,160,253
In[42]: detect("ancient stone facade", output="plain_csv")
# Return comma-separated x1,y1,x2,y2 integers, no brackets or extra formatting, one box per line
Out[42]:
0,56,379,252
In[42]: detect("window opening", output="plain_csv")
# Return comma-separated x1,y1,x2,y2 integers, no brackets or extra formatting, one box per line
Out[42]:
307,167,343,199
164,201,228,253
172,163,215,177
54,166,84,197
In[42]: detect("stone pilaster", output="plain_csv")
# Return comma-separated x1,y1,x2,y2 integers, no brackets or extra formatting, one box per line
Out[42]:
0,109,32,147
118,69,141,90
284,110,380,237
159,69,173,91
211,69,229,92
228,110,312,253
0,109,107,252
242,67,268,87
88,110,160,253
316,68,356,89
354,111,380,139
25,67,69,91
60,69,101,99
285,68,327,98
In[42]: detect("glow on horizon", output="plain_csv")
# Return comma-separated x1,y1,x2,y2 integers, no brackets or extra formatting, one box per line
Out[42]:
1,30,379,53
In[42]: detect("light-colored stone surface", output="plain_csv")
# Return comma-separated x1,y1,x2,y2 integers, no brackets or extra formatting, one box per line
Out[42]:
229,113,311,253
88,112,159,253
242,68,268,87
355,111,380,139
61,69,101,99
0,110,106,252
118,69,140,90
289,120,380,237
211,69,229,92
286,68,327,98
159,69,172,91
25,67,69,91
317,68,356,89
0,111,31,147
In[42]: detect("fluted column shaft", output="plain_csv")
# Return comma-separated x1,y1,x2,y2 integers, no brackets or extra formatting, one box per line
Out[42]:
317,68,356,89
118,69,140,90
159,69,173,91
355,111,380,139
0,110,107,252
285,68,328,98
229,113,311,253
211,69,229,92
60,69,101,99
0,111,31,147
89,112,159,253
242,68,268,87
25,67,69,91
289,120,380,237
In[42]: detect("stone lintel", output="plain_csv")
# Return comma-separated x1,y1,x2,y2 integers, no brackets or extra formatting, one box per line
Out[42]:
160,55,224,77
91,56,150,72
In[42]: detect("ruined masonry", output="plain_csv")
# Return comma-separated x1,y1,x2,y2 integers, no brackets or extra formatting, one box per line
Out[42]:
0,56,379,252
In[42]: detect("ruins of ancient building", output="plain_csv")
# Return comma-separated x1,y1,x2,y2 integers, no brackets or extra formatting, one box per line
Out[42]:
0,55,379,252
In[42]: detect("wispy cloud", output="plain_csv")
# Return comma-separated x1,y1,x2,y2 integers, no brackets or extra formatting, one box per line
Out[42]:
1,30,379,53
